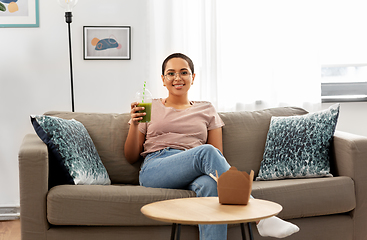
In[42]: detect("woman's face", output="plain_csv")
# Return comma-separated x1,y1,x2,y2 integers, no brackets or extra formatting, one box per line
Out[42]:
161,58,195,96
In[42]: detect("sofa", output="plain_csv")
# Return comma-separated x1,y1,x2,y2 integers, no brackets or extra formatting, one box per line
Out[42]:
18,107,367,240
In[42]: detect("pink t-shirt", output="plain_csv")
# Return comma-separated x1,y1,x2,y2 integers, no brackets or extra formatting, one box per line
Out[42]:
138,99,224,157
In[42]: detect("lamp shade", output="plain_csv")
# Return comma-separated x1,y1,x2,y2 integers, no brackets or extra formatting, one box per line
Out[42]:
57,0,78,12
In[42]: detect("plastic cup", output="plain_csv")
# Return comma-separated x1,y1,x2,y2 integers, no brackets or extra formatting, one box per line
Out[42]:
135,87,152,123
137,102,152,122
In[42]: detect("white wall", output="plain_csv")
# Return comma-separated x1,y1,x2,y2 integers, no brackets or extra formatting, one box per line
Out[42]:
0,0,150,206
1,0,366,207
323,102,367,137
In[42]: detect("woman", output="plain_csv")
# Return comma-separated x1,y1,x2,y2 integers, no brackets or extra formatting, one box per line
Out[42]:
125,53,299,239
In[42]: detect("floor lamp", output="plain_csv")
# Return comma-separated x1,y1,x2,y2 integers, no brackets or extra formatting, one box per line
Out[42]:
57,0,78,112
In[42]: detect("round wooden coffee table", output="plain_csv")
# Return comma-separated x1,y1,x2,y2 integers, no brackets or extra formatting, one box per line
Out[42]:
141,197,282,240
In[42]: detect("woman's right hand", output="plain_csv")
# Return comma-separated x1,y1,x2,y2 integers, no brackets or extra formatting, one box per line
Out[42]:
130,102,146,125
125,102,147,164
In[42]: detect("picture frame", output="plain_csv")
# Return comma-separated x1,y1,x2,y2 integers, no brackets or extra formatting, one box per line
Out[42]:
83,26,131,60
0,0,39,28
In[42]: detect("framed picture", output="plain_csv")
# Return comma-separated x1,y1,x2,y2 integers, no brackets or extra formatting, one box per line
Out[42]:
83,26,131,60
0,0,39,28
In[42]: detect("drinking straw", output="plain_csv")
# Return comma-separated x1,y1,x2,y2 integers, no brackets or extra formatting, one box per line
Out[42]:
142,81,146,103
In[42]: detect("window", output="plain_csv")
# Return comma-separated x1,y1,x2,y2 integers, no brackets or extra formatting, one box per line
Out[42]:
321,65,367,102
319,1,367,103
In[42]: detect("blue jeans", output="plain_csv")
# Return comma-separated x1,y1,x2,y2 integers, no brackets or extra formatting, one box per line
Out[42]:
139,144,231,240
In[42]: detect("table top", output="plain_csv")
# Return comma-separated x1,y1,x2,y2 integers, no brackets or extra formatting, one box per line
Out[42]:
141,197,282,225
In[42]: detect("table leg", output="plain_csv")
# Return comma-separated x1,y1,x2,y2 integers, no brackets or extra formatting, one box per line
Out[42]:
176,224,181,240
170,223,176,240
240,223,247,240
248,223,254,240
241,222,255,240
170,223,182,240
172,223,253,240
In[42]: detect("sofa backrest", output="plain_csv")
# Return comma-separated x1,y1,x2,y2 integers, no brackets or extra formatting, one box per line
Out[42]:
218,107,308,177
45,106,308,184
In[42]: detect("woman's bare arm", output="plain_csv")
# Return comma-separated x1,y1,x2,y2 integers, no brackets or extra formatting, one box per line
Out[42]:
207,127,223,154
124,102,146,164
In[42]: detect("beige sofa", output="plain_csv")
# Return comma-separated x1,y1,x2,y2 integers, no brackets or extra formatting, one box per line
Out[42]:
19,107,367,240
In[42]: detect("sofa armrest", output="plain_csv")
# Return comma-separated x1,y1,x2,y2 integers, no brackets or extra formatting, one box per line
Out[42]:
331,130,367,240
18,134,49,240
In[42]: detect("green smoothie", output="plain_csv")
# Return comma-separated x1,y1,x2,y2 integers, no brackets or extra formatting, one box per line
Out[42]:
137,102,152,122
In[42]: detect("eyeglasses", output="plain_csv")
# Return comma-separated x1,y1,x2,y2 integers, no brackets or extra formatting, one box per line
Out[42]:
164,71,192,81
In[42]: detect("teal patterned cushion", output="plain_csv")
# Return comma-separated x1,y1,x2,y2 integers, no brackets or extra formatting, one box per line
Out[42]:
31,115,111,185
256,104,340,180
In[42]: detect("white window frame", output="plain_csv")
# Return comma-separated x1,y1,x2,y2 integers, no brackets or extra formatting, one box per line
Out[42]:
321,64,367,103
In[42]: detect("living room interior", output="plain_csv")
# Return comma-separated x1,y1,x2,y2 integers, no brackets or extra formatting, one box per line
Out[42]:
1,0,367,239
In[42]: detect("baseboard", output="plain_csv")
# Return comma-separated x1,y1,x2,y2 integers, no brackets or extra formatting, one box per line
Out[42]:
0,207,20,220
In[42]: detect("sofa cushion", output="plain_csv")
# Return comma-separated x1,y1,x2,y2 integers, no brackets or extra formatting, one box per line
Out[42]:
31,115,111,186
47,185,196,226
218,107,308,177
47,176,354,226
252,176,355,219
256,104,340,180
44,111,141,185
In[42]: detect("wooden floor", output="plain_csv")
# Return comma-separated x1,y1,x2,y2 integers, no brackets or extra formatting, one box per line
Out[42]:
0,220,20,240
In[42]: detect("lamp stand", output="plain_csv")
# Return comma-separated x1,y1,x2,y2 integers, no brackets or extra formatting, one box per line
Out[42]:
65,12,75,112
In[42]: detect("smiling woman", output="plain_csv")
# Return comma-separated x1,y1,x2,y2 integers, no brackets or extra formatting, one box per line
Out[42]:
124,53,230,239
124,53,299,240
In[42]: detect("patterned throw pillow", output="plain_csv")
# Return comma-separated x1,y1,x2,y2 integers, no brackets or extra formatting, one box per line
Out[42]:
31,115,111,185
256,104,340,181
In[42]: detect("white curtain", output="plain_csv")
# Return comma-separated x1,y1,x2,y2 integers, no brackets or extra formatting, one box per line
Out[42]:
145,0,219,107
146,0,321,112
